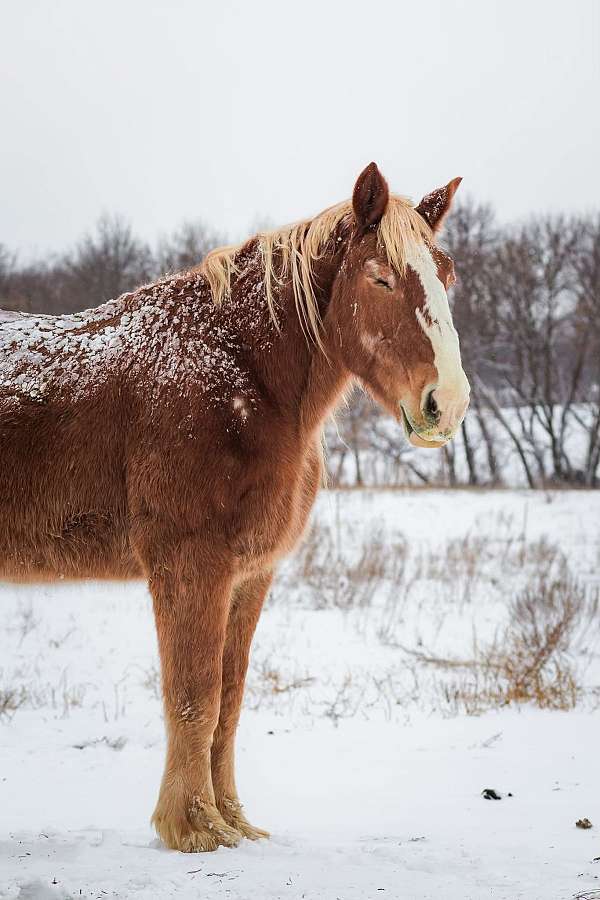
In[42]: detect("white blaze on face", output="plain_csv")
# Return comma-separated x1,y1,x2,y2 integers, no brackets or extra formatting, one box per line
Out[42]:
405,243,470,437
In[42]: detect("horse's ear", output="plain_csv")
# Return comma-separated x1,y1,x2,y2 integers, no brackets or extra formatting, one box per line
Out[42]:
352,162,389,233
415,177,462,233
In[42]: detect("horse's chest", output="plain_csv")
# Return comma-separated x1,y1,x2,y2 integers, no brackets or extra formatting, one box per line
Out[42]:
232,446,321,573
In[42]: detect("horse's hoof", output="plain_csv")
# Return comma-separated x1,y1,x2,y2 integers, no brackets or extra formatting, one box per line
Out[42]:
218,795,270,841
178,820,242,853
236,821,270,841
152,795,242,852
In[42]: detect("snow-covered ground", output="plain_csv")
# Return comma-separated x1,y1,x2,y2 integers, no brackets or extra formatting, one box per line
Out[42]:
1,490,600,900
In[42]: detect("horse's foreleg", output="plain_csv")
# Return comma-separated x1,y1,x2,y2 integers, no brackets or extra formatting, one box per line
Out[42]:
212,569,273,840
146,537,241,852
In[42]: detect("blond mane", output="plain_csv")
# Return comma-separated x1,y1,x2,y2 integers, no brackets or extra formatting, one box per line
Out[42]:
200,195,432,347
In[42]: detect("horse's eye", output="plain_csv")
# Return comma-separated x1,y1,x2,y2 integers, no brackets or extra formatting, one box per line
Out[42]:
374,277,392,291
365,260,395,291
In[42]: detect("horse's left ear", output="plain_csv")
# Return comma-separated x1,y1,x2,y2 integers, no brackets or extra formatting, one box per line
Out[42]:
415,177,462,233
352,162,389,233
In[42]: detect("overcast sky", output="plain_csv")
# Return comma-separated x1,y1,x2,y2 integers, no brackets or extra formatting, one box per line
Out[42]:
1,0,598,257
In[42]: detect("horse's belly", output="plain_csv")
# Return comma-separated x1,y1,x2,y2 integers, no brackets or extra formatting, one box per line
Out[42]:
0,514,141,582
0,398,138,582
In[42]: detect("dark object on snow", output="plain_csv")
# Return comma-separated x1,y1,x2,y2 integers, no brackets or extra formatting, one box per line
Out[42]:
482,788,502,800
576,818,593,830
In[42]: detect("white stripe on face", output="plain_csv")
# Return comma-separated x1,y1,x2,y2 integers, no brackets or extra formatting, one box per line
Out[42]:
405,242,470,436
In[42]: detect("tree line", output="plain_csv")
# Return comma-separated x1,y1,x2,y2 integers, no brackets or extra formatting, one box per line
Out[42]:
1,205,599,488
0,216,225,317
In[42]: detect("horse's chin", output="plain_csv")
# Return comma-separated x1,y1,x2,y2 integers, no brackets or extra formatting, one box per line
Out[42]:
400,405,449,449
408,432,448,449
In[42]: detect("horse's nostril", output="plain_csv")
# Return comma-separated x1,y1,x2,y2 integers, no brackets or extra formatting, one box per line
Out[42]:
425,390,439,420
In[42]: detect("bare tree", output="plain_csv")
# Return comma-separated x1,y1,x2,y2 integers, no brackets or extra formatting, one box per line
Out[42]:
0,244,16,296
571,214,600,485
61,214,153,311
483,217,595,484
156,220,226,276
444,199,501,484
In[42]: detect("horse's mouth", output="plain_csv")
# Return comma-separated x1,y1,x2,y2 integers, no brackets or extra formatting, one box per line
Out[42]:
401,406,448,450
401,406,415,439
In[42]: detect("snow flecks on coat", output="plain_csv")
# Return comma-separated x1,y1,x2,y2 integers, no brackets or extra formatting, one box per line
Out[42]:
0,265,275,421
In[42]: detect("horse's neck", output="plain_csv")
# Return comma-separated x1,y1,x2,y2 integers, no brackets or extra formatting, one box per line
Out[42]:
234,246,351,439
298,335,351,436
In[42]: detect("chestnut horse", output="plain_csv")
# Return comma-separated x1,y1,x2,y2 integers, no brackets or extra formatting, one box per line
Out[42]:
0,164,469,852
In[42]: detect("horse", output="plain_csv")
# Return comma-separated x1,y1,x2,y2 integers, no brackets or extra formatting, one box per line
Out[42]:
0,163,470,852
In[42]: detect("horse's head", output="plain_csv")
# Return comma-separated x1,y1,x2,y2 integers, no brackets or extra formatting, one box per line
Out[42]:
331,163,470,448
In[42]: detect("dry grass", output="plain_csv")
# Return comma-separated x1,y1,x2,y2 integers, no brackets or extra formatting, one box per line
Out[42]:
284,511,572,615
0,685,29,720
8,600,39,646
0,670,89,720
281,520,408,611
404,568,599,714
140,663,162,700
415,534,488,584
274,512,600,716
245,655,315,711
252,659,315,695
491,571,596,708
317,674,365,725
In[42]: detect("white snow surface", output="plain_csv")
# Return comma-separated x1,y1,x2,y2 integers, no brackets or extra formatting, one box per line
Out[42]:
1,489,600,900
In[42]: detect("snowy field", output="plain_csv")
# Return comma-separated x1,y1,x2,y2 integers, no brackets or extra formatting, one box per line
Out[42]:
1,489,600,900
